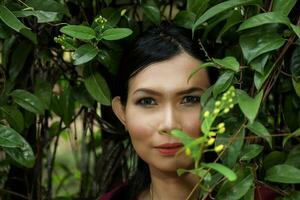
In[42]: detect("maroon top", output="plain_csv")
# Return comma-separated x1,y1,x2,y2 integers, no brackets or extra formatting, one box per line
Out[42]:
99,183,278,200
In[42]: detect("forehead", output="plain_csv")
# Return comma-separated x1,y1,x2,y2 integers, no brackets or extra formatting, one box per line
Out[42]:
128,53,210,94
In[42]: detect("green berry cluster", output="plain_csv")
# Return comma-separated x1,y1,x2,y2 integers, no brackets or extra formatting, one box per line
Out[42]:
94,15,107,29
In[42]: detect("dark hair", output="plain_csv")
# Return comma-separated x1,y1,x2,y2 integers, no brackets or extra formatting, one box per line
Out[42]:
112,23,217,199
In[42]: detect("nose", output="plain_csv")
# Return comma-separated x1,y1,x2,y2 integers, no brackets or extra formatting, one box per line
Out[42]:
158,105,182,134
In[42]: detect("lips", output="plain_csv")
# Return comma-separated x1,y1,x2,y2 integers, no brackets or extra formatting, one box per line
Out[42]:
155,143,183,155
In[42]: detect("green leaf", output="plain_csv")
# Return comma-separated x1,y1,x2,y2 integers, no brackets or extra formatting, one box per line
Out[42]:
246,121,272,148
0,105,24,133
26,0,70,16
250,53,269,74
101,8,121,27
177,168,211,182
213,71,234,97
292,78,300,97
193,0,261,31
285,145,300,169
272,0,297,16
9,41,32,81
254,63,273,90
102,28,132,40
174,11,196,29
216,170,253,200
84,66,111,105
72,44,99,65
0,125,23,148
290,46,300,77
212,56,240,72
240,30,285,62
51,88,74,126
13,10,60,23
263,151,286,170
240,144,263,161
171,129,194,146
202,162,237,181
11,89,45,115
217,123,245,167
60,25,96,40
1,125,35,168
237,89,263,123
187,0,208,16
72,84,94,108
291,24,300,39
97,49,120,74
0,5,28,32
238,12,291,31
142,1,161,25
265,164,300,183
217,10,243,41
283,128,300,146
34,79,52,109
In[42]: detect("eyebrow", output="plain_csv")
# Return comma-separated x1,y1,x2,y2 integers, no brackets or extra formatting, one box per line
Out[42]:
132,87,205,96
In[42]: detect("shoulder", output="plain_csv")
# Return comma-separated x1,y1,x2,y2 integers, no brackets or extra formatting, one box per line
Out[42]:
98,183,131,200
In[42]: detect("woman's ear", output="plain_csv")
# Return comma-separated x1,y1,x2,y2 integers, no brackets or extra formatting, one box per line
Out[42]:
112,96,126,126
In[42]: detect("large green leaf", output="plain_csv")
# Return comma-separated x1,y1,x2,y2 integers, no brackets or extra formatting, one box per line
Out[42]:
263,151,286,170
174,11,196,29
265,164,300,183
217,10,243,41
102,28,133,40
250,53,269,74
240,144,263,161
285,145,300,169
240,30,285,62
213,71,234,97
51,88,74,126
237,89,263,123
291,24,300,39
1,126,35,168
212,56,240,72
283,128,300,147
60,25,96,40
0,105,24,133
26,0,70,16
193,0,261,31
216,170,253,200
272,0,297,16
13,10,60,23
246,121,272,148
101,8,121,27
0,125,23,148
10,89,45,115
84,66,111,105
187,0,208,16
292,78,300,97
238,12,291,31
72,44,99,65
0,5,28,32
34,79,52,109
142,1,161,25
9,41,32,81
97,49,119,74
217,122,245,167
202,162,237,181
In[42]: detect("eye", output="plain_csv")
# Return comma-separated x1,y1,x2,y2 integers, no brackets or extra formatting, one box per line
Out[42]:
136,97,157,106
181,95,200,104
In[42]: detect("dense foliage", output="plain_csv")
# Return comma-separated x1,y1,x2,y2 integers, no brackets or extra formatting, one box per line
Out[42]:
0,0,299,199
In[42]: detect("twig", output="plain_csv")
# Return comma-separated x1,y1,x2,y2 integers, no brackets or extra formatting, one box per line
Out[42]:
0,188,29,199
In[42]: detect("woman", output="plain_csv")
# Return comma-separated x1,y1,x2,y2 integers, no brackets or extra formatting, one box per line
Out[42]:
98,23,211,200
99,23,277,200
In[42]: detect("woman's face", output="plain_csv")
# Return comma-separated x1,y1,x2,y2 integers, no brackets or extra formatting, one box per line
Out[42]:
112,52,210,173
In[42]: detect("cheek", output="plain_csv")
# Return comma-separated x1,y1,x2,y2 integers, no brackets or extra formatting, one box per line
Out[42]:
181,110,201,138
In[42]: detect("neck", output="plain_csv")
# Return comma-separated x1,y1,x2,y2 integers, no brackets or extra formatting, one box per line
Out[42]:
148,166,200,200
